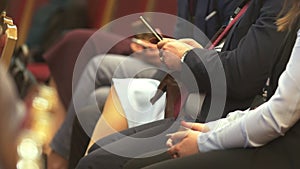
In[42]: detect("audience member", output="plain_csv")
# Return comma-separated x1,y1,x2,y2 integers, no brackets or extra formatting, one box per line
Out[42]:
49,1,241,168
139,3,300,168
75,0,300,168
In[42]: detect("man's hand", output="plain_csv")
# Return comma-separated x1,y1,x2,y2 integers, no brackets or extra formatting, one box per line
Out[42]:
160,49,183,71
157,38,194,59
166,130,201,158
179,38,203,48
131,40,163,66
47,149,68,169
165,121,208,158
157,38,195,70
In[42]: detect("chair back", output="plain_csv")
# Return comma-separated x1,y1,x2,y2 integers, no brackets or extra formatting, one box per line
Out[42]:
0,11,17,71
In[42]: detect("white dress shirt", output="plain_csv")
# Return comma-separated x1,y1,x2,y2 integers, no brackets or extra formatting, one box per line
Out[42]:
198,30,300,152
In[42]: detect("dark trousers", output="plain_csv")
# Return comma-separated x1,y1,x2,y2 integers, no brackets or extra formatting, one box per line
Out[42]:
75,118,177,169
142,132,300,169
75,118,300,169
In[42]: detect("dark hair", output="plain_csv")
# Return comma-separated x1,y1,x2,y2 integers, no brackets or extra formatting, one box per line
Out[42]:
277,0,300,31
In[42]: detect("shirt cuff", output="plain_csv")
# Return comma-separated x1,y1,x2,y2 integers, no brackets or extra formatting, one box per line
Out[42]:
197,132,224,153
197,133,214,153
181,49,192,62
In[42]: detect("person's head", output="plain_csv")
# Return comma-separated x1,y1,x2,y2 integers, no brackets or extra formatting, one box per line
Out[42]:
0,65,20,169
277,0,300,31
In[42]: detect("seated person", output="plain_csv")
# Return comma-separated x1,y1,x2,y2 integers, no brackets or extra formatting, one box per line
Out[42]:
84,0,300,155
75,0,300,168
49,1,244,168
49,28,164,168
140,6,300,168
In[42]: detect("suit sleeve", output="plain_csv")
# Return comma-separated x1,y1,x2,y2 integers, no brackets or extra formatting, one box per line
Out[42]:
198,30,300,152
183,0,285,100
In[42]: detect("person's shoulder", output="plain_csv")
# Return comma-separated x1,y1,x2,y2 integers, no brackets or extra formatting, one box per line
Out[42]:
262,0,283,7
256,0,284,17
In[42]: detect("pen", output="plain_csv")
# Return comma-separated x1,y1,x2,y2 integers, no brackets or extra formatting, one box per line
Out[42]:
205,11,217,21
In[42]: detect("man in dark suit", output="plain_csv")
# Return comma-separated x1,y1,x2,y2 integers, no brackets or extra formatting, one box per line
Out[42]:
75,0,298,168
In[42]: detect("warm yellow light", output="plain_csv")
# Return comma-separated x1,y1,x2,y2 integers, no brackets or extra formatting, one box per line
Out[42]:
17,138,41,160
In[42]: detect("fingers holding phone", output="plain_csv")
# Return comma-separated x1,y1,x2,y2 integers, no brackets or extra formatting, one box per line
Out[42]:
158,39,193,59
179,38,203,48
130,38,162,66
137,16,194,68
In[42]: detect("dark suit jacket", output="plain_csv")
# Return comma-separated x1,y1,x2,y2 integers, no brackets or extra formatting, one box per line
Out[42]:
183,0,297,121
175,0,241,45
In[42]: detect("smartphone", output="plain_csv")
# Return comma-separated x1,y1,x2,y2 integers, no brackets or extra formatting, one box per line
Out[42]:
139,16,163,42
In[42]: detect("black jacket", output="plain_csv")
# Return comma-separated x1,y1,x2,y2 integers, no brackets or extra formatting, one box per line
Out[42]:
182,0,297,121
175,0,241,45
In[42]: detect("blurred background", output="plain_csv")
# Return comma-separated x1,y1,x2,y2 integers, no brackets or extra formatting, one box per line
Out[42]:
5,0,177,56
0,0,177,168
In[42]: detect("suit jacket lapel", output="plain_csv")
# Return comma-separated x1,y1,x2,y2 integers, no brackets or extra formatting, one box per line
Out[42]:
222,0,257,51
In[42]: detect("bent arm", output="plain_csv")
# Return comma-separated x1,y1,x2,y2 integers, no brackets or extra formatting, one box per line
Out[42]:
183,0,286,99
198,31,300,152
